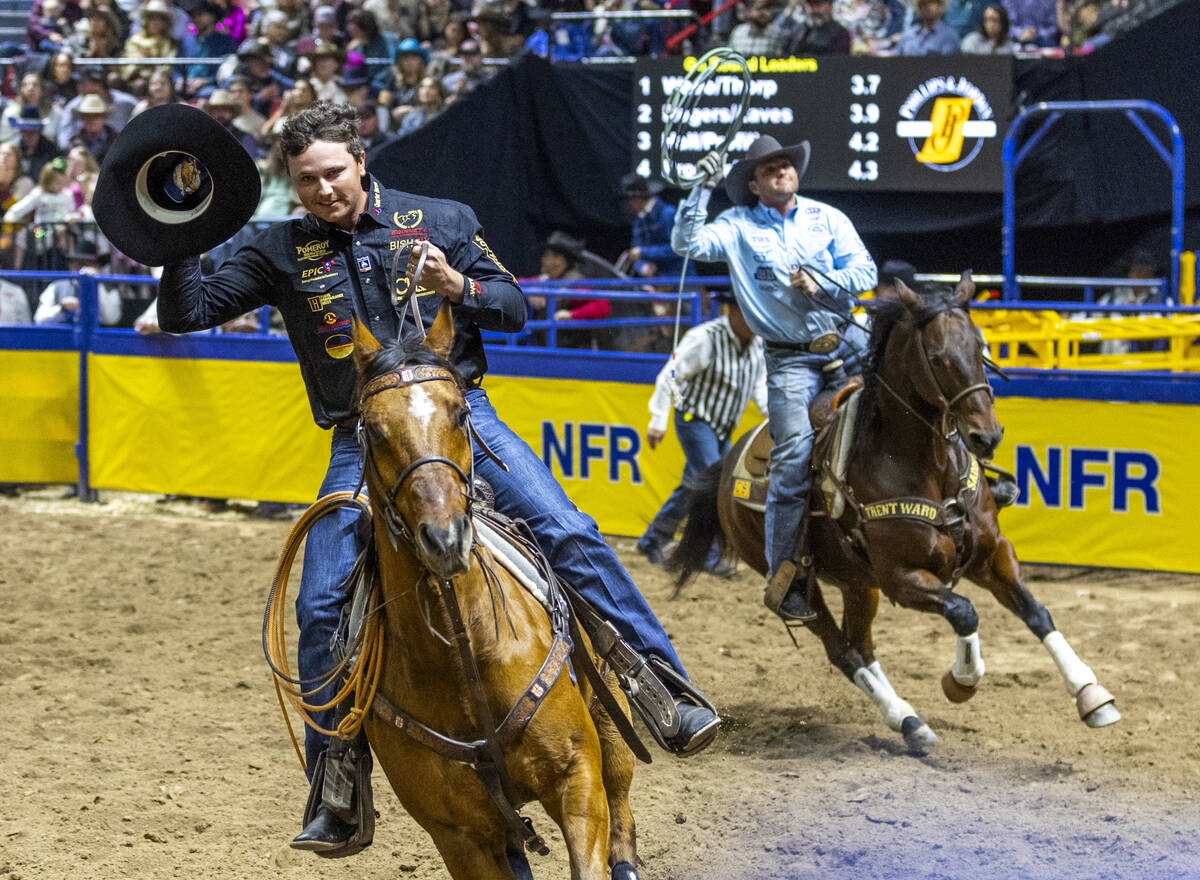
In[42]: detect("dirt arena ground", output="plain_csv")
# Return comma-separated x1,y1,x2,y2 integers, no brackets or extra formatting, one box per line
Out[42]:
1,490,1197,880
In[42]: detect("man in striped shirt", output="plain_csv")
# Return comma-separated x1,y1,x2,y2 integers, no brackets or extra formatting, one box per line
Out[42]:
638,294,768,572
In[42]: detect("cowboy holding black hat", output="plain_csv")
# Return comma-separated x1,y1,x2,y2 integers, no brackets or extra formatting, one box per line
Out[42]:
671,135,876,624
93,99,722,860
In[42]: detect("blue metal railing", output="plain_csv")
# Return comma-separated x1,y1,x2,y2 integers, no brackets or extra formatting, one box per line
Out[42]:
1002,100,1185,302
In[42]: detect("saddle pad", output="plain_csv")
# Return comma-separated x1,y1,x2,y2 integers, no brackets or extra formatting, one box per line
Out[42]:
730,421,771,513
819,387,862,519
474,515,552,612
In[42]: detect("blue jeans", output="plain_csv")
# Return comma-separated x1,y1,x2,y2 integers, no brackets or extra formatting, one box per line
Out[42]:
762,336,862,575
297,389,689,770
296,427,369,773
640,410,728,549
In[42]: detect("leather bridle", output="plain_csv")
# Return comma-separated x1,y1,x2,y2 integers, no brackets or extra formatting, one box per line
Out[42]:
878,306,995,443
355,365,474,549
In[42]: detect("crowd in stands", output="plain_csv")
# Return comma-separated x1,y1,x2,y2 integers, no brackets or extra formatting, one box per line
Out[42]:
0,0,1178,332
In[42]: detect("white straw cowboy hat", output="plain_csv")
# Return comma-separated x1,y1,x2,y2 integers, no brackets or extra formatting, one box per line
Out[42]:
724,134,811,207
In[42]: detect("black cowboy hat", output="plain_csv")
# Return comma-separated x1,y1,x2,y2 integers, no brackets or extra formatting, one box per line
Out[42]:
543,230,585,262
92,103,261,266
619,171,663,198
878,259,917,290
724,134,810,207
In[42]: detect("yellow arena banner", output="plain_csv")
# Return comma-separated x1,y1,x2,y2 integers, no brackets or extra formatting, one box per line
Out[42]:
0,348,78,484
33,340,1198,575
990,397,1200,574
485,373,764,537
87,353,329,503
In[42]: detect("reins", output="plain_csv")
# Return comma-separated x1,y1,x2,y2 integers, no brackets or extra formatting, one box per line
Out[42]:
873,307,994,446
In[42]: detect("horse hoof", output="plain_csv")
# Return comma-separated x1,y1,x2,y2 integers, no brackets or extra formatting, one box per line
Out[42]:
901,715,938,751
1076,683,1120,727
941,670,977,703
612,861,641,880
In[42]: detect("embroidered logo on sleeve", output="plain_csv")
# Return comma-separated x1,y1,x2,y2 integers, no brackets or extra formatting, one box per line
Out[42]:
473,234,514,281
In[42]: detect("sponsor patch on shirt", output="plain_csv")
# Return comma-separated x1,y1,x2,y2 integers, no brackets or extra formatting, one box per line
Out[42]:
317,316,352,334
755,266,774,281
357,255,371,273
324,334,354,359
805,206,821,215
391,227,428,239
394,209,423,229
295,239,333,262
300,262,339,284
307,292,344,311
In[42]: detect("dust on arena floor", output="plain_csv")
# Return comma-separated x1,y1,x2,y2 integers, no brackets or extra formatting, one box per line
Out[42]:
1,489,1197,880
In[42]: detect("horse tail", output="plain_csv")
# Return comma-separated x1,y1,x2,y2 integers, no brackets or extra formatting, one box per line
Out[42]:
665,461,724,595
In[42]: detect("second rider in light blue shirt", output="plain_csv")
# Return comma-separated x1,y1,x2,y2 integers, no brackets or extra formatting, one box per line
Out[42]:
671,135,877,623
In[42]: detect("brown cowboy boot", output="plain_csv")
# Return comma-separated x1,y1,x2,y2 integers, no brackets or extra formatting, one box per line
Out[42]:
763,521,817,624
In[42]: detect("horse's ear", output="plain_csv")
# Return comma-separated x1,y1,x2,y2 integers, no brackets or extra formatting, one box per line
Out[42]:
954,270,975,306
351,318,382,371
423,300,455,360
895,278,921,311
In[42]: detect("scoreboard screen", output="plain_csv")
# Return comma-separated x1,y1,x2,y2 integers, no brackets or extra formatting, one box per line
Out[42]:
633,55,1013,193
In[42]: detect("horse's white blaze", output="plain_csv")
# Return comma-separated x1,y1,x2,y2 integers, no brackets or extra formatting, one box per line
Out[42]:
854,667,918,731
951,631,985,687
1042,630,1098,696
408,384,437,439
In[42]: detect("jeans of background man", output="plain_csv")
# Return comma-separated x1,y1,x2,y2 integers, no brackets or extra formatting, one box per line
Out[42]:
296,389,691,771
638,409,729,562
762,336,862,575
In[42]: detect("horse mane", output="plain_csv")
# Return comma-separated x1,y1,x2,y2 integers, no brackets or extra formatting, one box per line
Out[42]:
354,335,466,403
854,285,965,439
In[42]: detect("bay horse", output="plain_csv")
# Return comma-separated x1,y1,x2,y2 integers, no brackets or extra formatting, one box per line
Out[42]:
670,273,1120,750
351,307,638,880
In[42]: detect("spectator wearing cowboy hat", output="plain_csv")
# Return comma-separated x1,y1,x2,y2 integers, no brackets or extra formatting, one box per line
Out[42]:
180,0,238,97
67,94,117,163
253,10,299,75
340,57,374,110
303,42,349,104
471,1,525,58
232,39,291,115
638,291,766,576
874,259,918,300
672,134,876,623
535,230,612,350
13,107,62,180
58,66,137,150
34,237,123,326
620,172,682,279
121,0,179,90
203,88,261,157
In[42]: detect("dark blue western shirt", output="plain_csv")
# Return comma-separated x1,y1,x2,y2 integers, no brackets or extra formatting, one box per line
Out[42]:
157,175,526,428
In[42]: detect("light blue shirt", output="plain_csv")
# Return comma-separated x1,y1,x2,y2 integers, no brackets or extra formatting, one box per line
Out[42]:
672,188,877,345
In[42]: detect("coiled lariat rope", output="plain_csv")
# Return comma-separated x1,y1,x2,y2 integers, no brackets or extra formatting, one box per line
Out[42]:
659,47,752,407
262,491,383,771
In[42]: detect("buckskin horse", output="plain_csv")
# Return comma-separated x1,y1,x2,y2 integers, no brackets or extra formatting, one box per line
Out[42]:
670,273,1119,749
348,307,639,879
